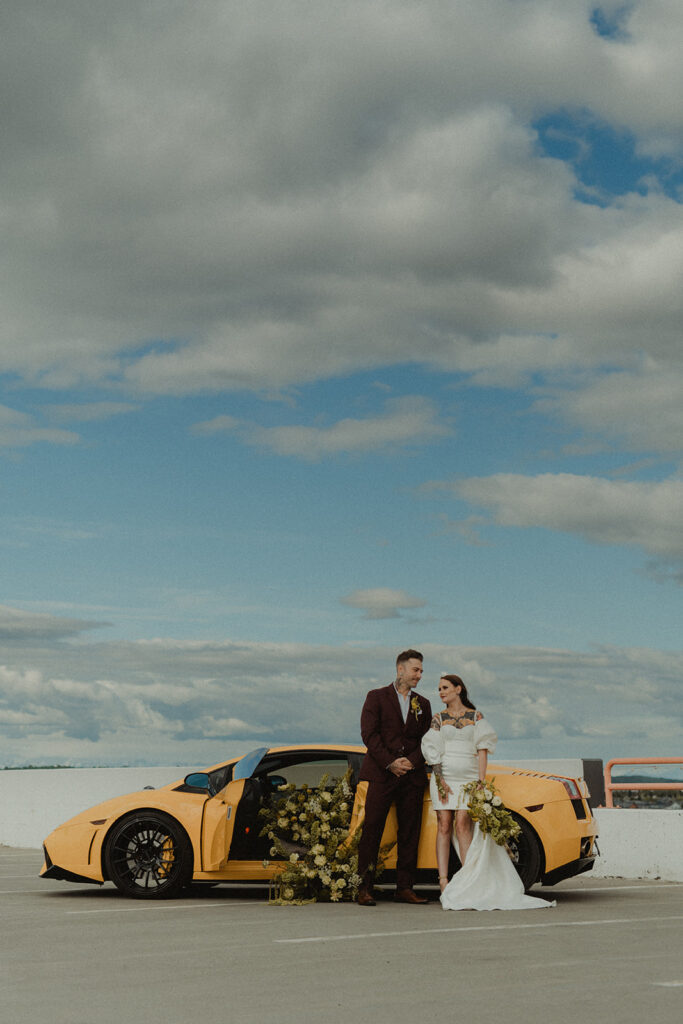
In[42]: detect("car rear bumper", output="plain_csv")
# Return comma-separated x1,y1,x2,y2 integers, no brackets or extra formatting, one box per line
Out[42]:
541,855,595,886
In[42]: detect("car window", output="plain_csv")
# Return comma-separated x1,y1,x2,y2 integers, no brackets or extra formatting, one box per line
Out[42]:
268,758,349,789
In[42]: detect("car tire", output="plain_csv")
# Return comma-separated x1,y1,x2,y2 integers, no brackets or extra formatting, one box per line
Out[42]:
104,811,193,899
507,813,542,890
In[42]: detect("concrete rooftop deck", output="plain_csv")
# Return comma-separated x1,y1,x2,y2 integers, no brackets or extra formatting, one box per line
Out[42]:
2,847,682,1024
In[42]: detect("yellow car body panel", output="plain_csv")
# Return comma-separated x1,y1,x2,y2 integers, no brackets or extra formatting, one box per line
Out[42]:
40,743,598,894
41,785,206,883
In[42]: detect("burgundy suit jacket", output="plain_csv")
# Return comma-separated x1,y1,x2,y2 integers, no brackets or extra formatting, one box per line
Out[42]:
359,683,432,786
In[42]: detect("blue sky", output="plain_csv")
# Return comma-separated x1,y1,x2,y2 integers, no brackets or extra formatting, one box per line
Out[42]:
1,0,681,768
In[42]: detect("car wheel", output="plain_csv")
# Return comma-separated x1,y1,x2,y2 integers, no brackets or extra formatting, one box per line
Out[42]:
507,814,542,890
104,812,193,899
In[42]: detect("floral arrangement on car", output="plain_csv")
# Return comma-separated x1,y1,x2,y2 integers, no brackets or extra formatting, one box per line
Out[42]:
461,779,521,847
259,769,363,904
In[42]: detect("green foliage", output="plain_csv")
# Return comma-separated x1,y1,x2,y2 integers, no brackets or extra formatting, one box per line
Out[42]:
259,769,362,903
462,778,522,847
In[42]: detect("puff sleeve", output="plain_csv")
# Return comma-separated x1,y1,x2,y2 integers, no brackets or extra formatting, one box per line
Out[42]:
473,715,497,753
421,717,445,766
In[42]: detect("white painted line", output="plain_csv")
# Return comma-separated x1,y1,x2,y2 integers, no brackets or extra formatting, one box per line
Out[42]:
0,888,55,895
66,902,260,915
275,915,683,944
549,883,683,893
0,874,46,879
652,981,683,987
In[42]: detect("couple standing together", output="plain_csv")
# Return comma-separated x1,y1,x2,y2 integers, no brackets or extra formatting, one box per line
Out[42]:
356,649,554,911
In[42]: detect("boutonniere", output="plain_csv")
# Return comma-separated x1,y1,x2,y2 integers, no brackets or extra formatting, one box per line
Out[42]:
410,696,422,720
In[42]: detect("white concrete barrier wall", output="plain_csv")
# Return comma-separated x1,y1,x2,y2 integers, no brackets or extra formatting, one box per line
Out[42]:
0,767,193,851
592,808,683,882
1,766,682,881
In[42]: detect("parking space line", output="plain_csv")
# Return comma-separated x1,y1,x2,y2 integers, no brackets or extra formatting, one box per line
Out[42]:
548,883,683,893
275,914,683,944
0,874,47,879
66,902,261,915
0,888,55,894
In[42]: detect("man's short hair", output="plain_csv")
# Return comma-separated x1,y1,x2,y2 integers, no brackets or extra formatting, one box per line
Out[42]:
396,648,423,666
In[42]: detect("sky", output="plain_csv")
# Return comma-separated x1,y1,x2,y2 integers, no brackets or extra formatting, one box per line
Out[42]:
1,0,681,770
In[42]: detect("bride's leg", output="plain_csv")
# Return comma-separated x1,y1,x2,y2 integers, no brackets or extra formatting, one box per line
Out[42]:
435,810,454,890
454,810,474,865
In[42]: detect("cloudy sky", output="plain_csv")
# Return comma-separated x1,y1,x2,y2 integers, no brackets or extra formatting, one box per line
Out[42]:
1,0,681,770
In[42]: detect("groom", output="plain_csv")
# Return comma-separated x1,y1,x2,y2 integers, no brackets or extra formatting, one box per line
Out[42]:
356,649,432,906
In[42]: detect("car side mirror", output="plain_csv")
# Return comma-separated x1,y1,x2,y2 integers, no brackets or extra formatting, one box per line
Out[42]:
268,774,288,791
184,772,217,796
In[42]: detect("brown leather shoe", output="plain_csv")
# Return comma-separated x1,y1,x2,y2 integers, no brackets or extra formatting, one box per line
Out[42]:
357,886,376,906
393,888,429,904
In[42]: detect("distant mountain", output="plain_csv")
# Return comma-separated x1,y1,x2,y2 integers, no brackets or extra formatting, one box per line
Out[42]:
613,774,680,784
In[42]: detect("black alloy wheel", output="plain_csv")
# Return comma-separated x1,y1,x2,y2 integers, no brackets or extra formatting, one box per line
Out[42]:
507,813,542,890
104,812,193,899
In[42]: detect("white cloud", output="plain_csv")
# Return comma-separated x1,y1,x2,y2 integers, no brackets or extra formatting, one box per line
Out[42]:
190,415,241,436
191,396,448,458
250,397,449,459
0,405,79,449
0,604,105,639
340,588,427,620
43,402,138,423
0,1,682,423
0,629,680,765
442,472,683,571
534,365,683,455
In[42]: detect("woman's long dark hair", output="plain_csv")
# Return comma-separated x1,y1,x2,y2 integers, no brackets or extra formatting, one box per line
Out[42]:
441,674,476,709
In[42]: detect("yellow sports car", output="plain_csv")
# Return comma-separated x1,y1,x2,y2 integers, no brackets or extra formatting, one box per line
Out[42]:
40,744,598,899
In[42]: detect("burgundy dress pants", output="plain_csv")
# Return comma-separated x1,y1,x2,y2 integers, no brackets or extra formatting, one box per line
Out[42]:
357,775,425,891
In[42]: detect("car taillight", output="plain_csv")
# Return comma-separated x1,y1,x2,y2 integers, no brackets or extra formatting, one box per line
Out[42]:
547,776,581,799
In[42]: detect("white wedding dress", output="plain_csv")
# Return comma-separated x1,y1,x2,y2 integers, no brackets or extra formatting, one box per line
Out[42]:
441,823,555,911
422,711,555,911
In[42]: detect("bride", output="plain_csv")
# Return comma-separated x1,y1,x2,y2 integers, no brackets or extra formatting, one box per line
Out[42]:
421,674,555,911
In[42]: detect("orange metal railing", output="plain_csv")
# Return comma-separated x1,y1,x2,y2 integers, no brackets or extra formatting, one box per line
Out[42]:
603,756,683,808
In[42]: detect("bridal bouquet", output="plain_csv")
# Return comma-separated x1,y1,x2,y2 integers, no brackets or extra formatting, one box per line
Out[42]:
259,769,363,904
462,779,521,847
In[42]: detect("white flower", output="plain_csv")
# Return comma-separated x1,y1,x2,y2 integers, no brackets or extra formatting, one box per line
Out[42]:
270,846,277,856
483,803,492,814
314,855,326,867
336,878,346,888
289,853,299,863
484,788,493,801
492,796,502,807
